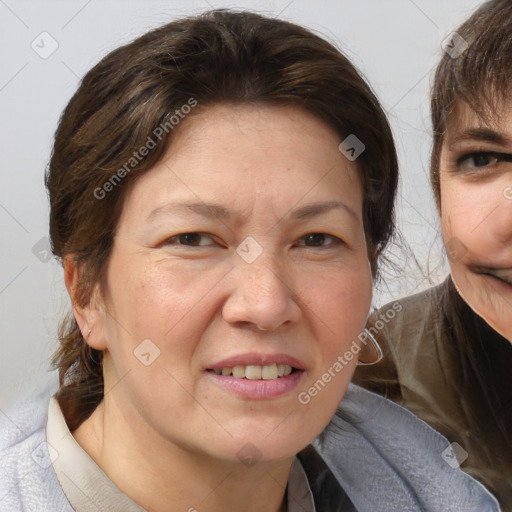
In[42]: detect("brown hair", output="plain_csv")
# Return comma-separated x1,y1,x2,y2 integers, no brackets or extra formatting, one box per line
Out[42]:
430,0,512,205
46,9,398,431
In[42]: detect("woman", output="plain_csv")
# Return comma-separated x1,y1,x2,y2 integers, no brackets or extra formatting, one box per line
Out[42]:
355,0,512,508
0,9,498,512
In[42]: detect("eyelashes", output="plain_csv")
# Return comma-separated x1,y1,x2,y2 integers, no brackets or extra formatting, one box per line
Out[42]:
165,233,216,247
294,233,343,248
455,151,512,171
162,232,344,249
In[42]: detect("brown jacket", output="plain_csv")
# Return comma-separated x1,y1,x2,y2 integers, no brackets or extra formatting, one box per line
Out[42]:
354,276,512,509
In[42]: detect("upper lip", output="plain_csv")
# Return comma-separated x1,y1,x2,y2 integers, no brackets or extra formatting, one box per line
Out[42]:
206,352,306,371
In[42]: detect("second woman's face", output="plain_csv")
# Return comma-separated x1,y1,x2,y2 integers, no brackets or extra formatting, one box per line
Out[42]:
95,104,372,464
440,100,512,340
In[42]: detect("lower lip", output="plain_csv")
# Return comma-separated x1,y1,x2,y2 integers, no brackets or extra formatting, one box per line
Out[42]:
205,370,305,399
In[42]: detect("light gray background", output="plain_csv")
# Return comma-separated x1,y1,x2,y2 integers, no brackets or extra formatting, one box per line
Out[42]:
0,0,483,407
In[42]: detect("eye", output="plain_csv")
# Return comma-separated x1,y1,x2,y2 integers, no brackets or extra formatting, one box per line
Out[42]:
163,232,216,247
296,233,342,248
456,151,512,169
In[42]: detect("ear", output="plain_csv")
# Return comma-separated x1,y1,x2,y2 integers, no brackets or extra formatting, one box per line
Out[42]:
64,256,108,351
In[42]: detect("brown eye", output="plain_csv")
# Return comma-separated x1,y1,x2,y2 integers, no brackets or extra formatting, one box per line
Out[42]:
298,233,341,248
178,233,202,245
457,151,508,169
467,153,497,168
165,233,215,246
303,233,327,246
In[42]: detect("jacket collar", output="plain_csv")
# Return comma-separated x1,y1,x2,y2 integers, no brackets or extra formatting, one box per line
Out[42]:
312,384,501,511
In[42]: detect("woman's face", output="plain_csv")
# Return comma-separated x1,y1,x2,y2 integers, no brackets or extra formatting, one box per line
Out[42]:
440,100,512,340
93,104,372,464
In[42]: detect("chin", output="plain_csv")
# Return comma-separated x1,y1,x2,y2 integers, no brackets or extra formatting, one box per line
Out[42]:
223,417,319,459
452,266,512,341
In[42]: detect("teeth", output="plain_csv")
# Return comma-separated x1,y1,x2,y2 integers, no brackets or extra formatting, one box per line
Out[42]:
213,364,294,379
262,364,278,380
232,366,245,378
246,365,262,380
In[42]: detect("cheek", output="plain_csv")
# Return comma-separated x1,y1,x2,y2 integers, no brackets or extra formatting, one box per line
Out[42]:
295,271,371,432
441,184,486,245
103,256,226,362
302,263,373,359
441,179,510,263
321,275,371,326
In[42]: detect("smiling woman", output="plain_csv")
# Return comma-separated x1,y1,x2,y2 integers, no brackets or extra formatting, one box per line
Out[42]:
79,102,374,468
355,0,512,508
0,8,500,512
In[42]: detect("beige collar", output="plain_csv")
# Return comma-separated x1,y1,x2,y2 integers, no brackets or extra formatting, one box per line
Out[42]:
46,397,315,512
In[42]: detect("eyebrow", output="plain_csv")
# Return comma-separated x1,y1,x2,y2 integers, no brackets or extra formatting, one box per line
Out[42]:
146,200,358,223
448,127,511,147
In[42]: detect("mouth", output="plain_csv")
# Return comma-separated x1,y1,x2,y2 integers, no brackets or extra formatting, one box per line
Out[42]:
205,354,306,399
477,267,512,286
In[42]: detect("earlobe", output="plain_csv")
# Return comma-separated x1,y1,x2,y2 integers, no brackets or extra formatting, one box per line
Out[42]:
63,256,107,351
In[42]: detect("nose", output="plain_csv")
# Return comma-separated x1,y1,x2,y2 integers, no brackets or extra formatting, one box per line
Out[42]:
222,253,302,332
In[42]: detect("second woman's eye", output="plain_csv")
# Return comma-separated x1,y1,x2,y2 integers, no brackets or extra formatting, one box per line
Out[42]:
296,233,342,248
457,151,512,170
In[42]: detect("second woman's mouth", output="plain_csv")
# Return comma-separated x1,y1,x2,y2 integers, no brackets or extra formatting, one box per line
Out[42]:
474,266,512,286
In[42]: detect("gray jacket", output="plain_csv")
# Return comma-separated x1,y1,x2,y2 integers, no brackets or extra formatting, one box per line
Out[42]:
0,373,500,511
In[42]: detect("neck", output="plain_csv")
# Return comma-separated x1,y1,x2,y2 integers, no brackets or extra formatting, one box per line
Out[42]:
72,389,293,512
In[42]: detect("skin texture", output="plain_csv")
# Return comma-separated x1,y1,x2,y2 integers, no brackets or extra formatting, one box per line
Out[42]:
440,100,512,341
65,104,373,512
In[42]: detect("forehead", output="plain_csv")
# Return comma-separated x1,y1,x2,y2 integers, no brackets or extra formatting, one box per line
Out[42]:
445,98,512,134
119,103,364,224
170,103,345,164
